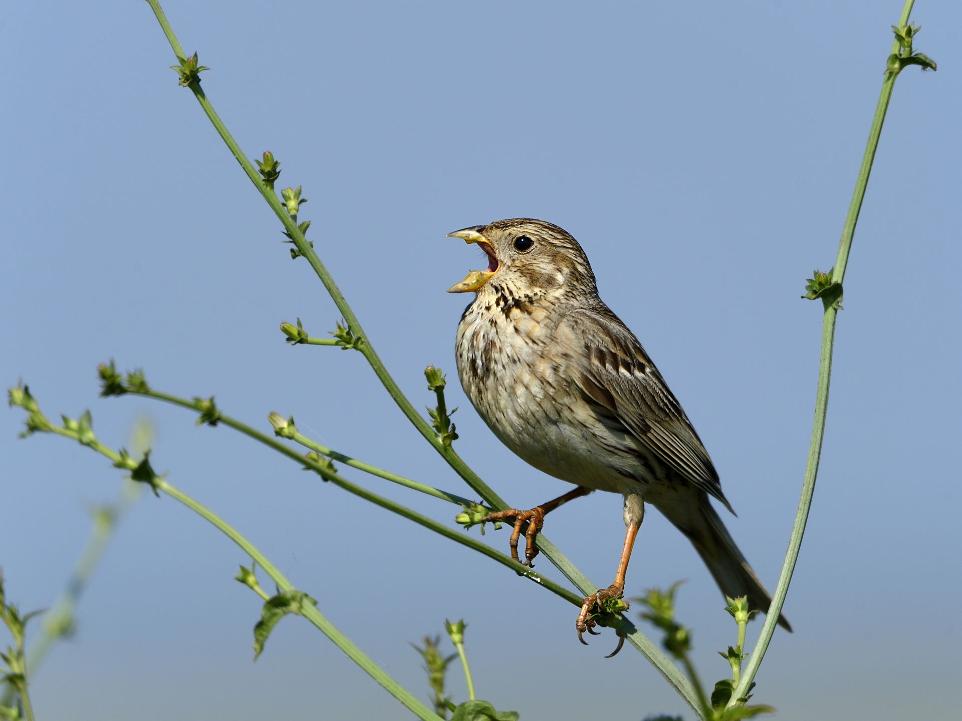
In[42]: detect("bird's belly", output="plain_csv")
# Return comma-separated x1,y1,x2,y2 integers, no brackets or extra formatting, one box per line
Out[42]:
456,309,644,495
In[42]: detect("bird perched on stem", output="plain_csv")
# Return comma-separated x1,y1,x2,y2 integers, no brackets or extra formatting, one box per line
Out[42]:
448,218,789,653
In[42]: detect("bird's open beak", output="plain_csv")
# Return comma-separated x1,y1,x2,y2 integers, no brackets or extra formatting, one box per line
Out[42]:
447,227,499,293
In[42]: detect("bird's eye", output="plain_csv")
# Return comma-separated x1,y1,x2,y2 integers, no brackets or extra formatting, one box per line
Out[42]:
513,235,535,252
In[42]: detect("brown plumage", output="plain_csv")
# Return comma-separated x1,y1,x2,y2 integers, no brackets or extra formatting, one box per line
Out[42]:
448,218,789,644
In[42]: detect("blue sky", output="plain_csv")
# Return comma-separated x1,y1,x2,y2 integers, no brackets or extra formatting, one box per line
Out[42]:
2,2,960,719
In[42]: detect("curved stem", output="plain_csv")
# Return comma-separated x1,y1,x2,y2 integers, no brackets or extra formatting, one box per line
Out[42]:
137,390,686,697
833,0,917,282
450,633,475,702
731,0,919,705
680,655,711,720
39,423,441,721
287,428,477,507
143,2,703,711
0,490,136,709
130,387,583,607
160,480,441,721
18,685,36,721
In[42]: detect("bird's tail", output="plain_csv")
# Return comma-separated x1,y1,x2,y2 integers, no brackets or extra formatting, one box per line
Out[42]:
658,493,792,631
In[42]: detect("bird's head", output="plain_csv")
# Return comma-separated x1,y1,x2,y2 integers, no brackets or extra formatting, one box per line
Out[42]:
447,218,596,301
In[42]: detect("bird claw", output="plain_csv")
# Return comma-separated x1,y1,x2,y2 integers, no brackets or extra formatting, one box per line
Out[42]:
576,584,628,657
604,634,626,658
482,506,546,566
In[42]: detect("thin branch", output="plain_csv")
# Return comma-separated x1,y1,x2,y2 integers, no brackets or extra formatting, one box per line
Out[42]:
268,413,477,507
115,382,583,608
731,0,928,705
11,398,443,721
143,1,698,710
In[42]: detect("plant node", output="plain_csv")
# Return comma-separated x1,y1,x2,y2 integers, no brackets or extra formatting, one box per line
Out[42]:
170,51,209,86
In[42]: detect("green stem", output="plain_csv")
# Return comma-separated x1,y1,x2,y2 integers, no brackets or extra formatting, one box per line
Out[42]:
453,639,475,702
732,615,747,688
149,0,504,504
41,425,441,721
304,337,339,346
833,0,917,282
160,484,440,721
143,2,702,711
731,0,918,706
18,684,36,721
679,655,711,721
288,429,477,507
129,387,583,607
0,489,136,709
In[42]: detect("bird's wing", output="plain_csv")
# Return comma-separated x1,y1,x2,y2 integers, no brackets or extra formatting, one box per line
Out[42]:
567,306,733,512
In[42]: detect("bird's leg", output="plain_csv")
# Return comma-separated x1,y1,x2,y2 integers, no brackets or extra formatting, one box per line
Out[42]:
484,486,592,566
577,494,644,654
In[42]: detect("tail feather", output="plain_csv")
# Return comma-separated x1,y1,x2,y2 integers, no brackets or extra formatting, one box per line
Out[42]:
657,493,792,632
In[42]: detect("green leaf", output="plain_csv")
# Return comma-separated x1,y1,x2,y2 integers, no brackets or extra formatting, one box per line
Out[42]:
280,185,307,216
424,365,447,392
280,318,309,344
98,362,150,396
193,396,221,426
126,368,150,393
903,52,937,72
129,451,161,496
428,405,459,447
19,411,52,438
98,361,127,396
711,678,734,709
75,409,96,445
7,383,38,413
268,412,297,438
454,502,500,533
717,703,775,720
304,450,337,477
234,564,260,592
412,634,456,716
282,219,312,242
724,595,755,623
801,268,842,309
332,320,363,350
0,672,24,689
444,618,466,645
252,589,317,660
719,645,743,664
256,150,281,188
0,704,21,720
170,51,209,86
112,448,137,472
450,700,519,721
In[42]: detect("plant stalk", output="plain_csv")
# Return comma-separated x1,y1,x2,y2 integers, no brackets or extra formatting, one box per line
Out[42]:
143,2,699,710
18,685,36,721
144,0,713,710
732,614,747,688
730,0,919,705
452,639,475,702
287,428,477,507
38,422,442,721
127,387,584,607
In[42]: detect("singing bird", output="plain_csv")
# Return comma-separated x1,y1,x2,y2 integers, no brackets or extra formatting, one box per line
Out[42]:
448,218,789,648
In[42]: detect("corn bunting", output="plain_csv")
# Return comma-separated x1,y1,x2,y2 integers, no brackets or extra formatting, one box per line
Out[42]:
448,218,789,649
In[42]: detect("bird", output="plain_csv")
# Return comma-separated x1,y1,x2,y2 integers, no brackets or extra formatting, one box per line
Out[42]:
447,217,789,649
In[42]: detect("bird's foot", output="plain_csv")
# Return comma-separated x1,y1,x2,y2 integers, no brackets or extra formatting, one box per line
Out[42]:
577,583,629,657
482,506,547,566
